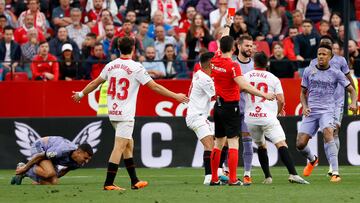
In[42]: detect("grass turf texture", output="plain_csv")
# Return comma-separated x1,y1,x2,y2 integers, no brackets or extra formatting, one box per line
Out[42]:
1,166,359,203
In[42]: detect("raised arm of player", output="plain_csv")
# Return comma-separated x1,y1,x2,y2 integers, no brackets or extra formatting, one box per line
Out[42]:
234,76,276,100
72,76,106,103
146,80,189,103
221,16,232,38
300,87,311,117
346,84,359,115
15,153,46,175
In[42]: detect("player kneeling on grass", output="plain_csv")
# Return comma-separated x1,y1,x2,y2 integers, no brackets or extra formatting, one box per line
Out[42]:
186,52,228,185
72,37,188,191
243,52,309,184
11,136,93,185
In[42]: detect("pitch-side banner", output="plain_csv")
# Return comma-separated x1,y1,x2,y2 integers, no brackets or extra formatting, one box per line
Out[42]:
3,79,358,117
0,116,360,169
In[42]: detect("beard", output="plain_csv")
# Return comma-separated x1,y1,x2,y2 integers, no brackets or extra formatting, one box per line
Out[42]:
241,50,251,58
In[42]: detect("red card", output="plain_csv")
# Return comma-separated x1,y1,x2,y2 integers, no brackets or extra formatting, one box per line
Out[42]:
228,8,235,17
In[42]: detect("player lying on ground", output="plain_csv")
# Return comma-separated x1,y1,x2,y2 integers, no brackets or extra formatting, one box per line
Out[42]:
309,36,356,176
244,52,309,184
11,136,93,185
72,37,188,191
296,44,358,183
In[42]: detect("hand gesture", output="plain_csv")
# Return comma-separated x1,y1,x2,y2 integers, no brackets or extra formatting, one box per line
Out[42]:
264,93,276,101
175,93,189,103
72,91,83,103
302,107,311,117
349,103,358,115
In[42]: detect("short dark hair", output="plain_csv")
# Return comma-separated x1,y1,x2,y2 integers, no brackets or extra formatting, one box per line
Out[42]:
320,35,334,45
237,34,253,45
0,14,6,20
302,19,313,25
288,26,298,30
319,20,330,25
119,37,134,55
200,52,215,67
318,44,333,52
254,51,268,69
220,36,235,53
165,43,174,50
86,32,97,39
4,25,13,32
94,42,103,48
123,19,132,24
78,143,94,156
39,41,48,46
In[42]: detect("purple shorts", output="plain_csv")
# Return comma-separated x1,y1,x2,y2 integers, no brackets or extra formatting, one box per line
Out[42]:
298,112,336,137
240,114,249,133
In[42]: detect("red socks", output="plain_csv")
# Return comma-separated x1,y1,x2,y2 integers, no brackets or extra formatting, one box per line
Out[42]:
210,148,221,182
228,148,239,183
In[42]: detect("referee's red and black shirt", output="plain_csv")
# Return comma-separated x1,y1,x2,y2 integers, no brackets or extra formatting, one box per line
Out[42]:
211,52,242,102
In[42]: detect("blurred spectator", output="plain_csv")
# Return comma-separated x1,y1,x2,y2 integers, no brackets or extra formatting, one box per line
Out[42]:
136,20,154,53
31,41,59,81
291,10,303,33
20,28,39,79
102,24,115,57
269,41,296,78
86,0,104,28
0,0,17,28
59,43,80,80
147,10,174,39
283,26,299,61
18,0,47,35
209,0,228,34
349,39,360,77
82,42,108,79
237,0,269,41
186,13,212,70
49,26,80,60
294,19,320,76
229,12,247,40
14,13,46,45
66,8,90,50
296,0,330,24
0,26,22,80
178,6,196,43
81,32,97,60
196,0,216,20
318,20,330,37
52,0,73,29
142,46,166,79
328,12,342,42
338,25,345,47
155,25,178,60
151,0,181,26
86,0,118,20
228,0,267,13
126,0,151,23
91,9,120,41
265,0,288,45
0,14,6,39
332,41,343,56
208,27,223,52
162,44,188,78
110,20,143,60
125,10,137,25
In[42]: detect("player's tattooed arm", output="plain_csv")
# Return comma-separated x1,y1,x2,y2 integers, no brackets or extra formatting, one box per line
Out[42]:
15,153,46,175
300,87,311,117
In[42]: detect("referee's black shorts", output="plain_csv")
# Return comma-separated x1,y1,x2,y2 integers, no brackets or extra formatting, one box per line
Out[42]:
213,97,241,138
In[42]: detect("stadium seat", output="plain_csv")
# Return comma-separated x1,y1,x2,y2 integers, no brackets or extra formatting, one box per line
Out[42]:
5,72,29,81
254,41,271,57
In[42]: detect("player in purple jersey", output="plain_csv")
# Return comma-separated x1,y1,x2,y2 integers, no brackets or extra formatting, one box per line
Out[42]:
296,44,358,183
11,136,93,185
309,36,356,176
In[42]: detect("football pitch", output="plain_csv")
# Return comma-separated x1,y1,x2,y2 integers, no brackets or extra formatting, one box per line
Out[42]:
0,166,359,203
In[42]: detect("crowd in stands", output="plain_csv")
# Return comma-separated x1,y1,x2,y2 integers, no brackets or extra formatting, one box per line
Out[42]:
1,0,360,81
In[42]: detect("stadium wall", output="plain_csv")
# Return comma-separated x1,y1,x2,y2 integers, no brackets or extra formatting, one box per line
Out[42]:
0,116,360,169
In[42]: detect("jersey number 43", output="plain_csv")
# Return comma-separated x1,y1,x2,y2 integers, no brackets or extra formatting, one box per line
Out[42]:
107,77,130,100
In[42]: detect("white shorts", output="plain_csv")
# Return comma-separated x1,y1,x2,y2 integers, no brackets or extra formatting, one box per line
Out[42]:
247,120,286,146
111,121,135,139
186,115,214,140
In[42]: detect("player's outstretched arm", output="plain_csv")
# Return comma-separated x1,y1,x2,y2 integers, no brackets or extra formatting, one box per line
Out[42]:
15,153,46,175
234,76,276,100
346,85,359,115
146,80,189,103
300,87,311,117
72,76,106,103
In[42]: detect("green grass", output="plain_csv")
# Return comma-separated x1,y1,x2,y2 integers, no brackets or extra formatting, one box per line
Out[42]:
1,166,360,203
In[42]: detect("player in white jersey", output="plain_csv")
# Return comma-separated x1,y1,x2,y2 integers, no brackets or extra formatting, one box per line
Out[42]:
72,37,189,191
234,34,255,185
244,52,309,184
186,52,216,185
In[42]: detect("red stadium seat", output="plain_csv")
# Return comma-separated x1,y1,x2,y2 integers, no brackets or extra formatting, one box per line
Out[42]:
254,41,271,57
5,72,29,81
